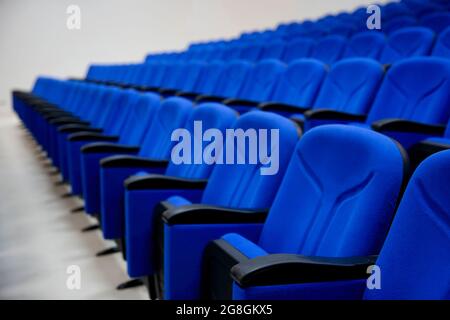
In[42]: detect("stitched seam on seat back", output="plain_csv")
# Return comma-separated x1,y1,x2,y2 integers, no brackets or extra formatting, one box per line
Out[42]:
295,152,324,251
411,78,447,121
311,172,375,255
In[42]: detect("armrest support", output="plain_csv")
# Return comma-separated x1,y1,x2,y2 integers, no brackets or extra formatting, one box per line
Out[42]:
304,109,367,122
68,132,119,142
162,205,269,225
81,143,140,154
195,94,227,103
231,254,377,287
100,155,169,168
259,102,310,113
371,119,446,135
125,174,208,190
223,98,260,107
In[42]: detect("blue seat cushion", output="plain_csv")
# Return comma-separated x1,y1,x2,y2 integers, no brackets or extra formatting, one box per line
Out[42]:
166,196,192,207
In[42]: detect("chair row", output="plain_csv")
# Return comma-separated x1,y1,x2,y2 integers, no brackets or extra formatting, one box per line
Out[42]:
145,0,450,63
145,25,450,64
12,81,450,299
81,57,450,153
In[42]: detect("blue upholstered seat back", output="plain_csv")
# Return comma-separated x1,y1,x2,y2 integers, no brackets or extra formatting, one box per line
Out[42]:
258,125,405,257
282,38,315,63
311,35,347,65
165,103,238,179
313,58,384,114
367,57,450,124
380,27,435,64
270,59,327,107
365,150,450,300
344,32,386,59
138,97,193,160
201,111,300,209
236,59,286,102
120,92,161,145
211,60,253,97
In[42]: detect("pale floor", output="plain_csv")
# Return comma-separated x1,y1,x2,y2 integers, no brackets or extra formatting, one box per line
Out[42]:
0,107,148,300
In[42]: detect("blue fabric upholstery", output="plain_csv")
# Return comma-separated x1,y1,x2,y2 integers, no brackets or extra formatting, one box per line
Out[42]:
432,26,450,58
344,32,386,59
364,150,450,300
379,27,435,64
270,59,327,108
162,111,301,299
420,12,450,33
100,97,194,238
124,103,238,276
311,35,347,65
282,38,315,63
382,16,417,34
312,58,383,113
366,57,450,125
226,124,406,300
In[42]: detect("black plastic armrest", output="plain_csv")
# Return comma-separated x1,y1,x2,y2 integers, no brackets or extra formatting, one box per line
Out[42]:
223,98,260,107
49,117,89,126
81,143,140,154
304,109,367,122
68,132,119,142
125,174,208,190
158,88,179,95
100,155,169,168
137,85,161,92
371,119,446,135
259,102,310,113
162,205,269,225
58,124,102,133
231,254,378,287
175,91,200,99
195,94,227,103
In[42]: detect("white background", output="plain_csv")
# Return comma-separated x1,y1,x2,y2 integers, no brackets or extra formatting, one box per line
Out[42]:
0,0,391,107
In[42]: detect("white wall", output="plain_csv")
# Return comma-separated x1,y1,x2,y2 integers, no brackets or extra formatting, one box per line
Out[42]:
0,0,390,107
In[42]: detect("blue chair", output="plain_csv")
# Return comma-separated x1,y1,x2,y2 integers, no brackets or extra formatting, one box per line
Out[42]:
155,111,301,300
228,149,450,300
420,12,450,34
366,150,450,300
344,32,386,60
259,40,286,60
65,89,142,195
287,58,383,129
282,38,315,63
121,103,238,282
327,22,357,37
260,58,327,116
239,42,264,62
382,16,417,34
221,59,286,113
79,97,193,217
311,35,347,65
201,124,407,300
303,57,450,150
196,60,253,103
381,2,414,21
379,27,435,64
